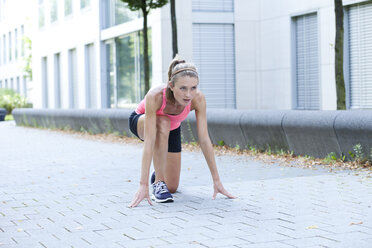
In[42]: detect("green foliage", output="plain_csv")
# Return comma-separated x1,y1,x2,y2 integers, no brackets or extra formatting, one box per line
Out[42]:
353,143,364,160
120,0,168,14
340,154,346,162
217,140,225,146
323,152,338,164
22,37,32,80
104,118,114,133
5,115,14,121
275,148,286,156
348,151,355,159
248,145,258,154
266,145,272,155
80,126,88,133
0,89,32,114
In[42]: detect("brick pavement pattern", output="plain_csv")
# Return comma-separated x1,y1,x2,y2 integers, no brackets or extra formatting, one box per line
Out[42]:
0,121,372,248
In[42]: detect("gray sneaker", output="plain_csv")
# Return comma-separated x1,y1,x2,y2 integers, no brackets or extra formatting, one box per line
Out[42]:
151,181,173,203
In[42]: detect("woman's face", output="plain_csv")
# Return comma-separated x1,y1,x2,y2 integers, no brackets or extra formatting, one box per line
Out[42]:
170,76,199,106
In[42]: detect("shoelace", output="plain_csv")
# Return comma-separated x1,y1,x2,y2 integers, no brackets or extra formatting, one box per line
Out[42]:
156,182,168,194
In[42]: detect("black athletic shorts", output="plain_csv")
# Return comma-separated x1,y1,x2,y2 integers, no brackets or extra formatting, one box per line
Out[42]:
128,111,182,153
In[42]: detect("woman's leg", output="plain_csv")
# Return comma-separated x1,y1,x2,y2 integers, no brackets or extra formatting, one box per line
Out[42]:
164,152,181,193
137,115,171,183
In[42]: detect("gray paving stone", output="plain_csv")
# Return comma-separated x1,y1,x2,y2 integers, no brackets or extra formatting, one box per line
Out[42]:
236,242,295,248
1,121,372,247
281,236,340,247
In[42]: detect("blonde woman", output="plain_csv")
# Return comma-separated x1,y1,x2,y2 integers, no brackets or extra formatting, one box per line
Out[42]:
128,57,236,207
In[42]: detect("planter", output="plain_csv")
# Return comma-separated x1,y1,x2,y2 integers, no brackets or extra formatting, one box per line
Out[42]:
0,108,6,121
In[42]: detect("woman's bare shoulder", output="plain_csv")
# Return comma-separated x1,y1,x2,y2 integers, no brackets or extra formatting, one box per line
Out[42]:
191,90,206,111
145,85,165,108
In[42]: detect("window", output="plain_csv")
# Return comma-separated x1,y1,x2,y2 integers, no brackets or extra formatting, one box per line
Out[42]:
68,48,78,108
2,34,6,64
0,0,5,22
293,13,320,110
50,0,58,23
65,0,72,16
14,28,18,59
16,76,20,93
39,0,45,28
85,43,96,108
42,57,49,108
106,30,151,108
21,25,24,57
193,23,236,108
192,0,234,12
81,0,91,9
23,76,27,97
347,1,372,109
4,79,7,88
54,53,61,108
104,0,141,28
10,78,13,89
0,2,2,22
0,80,2,88
8,31,11,62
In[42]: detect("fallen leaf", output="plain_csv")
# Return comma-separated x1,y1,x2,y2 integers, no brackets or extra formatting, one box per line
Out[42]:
307,225,319,229
75,226,83,230
17,228,23,232
350,221,363,226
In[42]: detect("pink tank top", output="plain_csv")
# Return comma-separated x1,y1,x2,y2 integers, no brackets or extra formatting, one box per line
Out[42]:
135,87,191,130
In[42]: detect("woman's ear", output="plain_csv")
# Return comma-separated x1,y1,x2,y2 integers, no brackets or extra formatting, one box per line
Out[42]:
168,81,174,91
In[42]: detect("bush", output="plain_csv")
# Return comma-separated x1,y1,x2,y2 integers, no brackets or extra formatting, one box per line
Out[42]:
0,89,32,114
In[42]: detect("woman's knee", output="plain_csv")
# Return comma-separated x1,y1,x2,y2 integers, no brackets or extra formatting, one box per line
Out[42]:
167,183,179,194
156,116,171,137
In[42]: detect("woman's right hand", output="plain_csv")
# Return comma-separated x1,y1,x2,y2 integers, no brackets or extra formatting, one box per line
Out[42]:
128,183,153,208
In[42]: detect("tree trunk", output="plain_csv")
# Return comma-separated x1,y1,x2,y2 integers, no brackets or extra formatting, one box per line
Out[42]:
142,5,150,94
170,0,178,58
334,0,346,109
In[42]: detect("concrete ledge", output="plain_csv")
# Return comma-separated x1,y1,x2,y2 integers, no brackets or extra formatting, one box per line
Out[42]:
282,111,341,158
334,111,372,158
181,113,198,143
12,108,134,136
206,109,246,148
12,108,372,159
240,110,289,151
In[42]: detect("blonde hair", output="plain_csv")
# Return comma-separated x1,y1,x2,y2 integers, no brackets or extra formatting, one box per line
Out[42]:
166,55,199,103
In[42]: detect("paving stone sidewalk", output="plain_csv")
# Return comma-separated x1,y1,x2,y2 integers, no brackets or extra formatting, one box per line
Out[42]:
0,121,372,248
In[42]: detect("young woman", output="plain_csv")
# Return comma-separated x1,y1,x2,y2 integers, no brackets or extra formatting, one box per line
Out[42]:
128,57,236,207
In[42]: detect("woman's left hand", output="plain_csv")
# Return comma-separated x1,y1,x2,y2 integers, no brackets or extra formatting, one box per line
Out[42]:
213,181,237,199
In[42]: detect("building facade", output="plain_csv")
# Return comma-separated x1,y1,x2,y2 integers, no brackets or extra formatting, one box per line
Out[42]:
0,0,33,98
2,0,372,110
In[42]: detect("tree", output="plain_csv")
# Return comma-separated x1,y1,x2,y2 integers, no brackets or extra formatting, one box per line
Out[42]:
22,37,32,81
170,0,178,58
120,0,168,94
334,0,346,109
